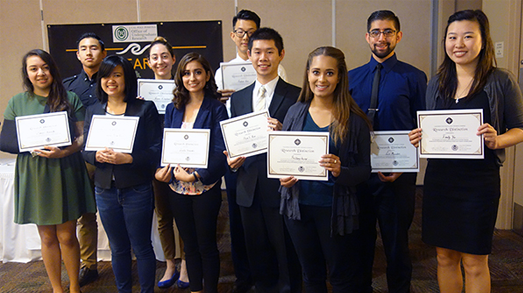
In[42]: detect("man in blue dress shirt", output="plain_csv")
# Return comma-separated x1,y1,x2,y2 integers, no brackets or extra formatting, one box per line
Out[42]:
63,32,106,286
348,10,427,293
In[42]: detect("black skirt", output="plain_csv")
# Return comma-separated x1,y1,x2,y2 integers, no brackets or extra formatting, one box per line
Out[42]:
422,157,500,255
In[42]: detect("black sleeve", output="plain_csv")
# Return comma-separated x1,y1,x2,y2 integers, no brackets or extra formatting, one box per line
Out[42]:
0,120,21,154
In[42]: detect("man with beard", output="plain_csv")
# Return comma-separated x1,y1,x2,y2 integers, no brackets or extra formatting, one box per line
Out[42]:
348,10,427,293
63,32,106,286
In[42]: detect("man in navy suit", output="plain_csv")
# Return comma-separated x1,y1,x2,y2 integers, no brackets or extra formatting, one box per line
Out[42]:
225,27,301,293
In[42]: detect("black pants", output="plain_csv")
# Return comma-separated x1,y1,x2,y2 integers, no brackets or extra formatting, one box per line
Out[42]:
168,183,222,293
239,193,301,293
224,170,252,286
285,204,359,293
357,173,417,293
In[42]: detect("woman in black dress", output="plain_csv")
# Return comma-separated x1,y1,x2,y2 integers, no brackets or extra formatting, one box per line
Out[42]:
409,10,523,293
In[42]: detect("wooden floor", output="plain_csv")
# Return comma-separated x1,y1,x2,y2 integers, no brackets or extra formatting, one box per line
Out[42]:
1,189,523,292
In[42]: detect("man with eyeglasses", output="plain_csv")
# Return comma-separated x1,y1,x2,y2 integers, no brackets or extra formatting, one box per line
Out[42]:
348,10,427,293
215,9,287,108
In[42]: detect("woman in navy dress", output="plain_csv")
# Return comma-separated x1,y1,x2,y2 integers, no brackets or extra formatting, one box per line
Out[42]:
409,10,523,292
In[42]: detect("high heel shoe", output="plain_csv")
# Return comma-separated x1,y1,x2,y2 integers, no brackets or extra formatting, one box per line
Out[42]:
157,269,180,288
176,279,190,289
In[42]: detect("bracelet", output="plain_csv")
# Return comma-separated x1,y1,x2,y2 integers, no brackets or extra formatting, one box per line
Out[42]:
192,172,199,182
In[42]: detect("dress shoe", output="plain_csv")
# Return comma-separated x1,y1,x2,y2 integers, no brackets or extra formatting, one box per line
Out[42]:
79,266,98,287
232,281,253,293
176,279,190,289
157,269,180,288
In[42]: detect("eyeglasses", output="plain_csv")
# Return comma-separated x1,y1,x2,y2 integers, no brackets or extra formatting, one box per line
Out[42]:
368,29,396,38
234,29,255,38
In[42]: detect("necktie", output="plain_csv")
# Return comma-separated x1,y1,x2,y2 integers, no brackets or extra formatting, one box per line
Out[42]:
255,85,267,112
368,63,382,127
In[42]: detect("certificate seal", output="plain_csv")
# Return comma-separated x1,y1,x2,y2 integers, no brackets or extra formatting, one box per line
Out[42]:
40,119,45,124
184,134,189,140
294,139,301,146
112,121,117,126
243,121,248,127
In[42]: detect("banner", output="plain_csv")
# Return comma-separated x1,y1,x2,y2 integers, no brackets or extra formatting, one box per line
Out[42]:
48,21,223,79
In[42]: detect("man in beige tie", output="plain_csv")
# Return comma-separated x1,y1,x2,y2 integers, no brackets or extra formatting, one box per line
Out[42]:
226,27,302,293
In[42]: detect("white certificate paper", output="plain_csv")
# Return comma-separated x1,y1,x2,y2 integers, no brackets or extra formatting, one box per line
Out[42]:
15,111,71,152
418,109,484,159
137,79,175,114
267,131,329,181
371,131,419,173
220,111,269,159
85,115,139,153
161,128,210,168
220,61,257,91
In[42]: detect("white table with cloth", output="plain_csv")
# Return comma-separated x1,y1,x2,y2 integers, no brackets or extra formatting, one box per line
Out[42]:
0,158,165,263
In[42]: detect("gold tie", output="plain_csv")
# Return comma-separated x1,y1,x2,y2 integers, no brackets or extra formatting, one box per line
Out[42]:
255,86,267,112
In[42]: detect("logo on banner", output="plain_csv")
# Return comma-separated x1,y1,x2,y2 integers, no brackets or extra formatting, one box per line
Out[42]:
112,24,158,43
114,27,129,41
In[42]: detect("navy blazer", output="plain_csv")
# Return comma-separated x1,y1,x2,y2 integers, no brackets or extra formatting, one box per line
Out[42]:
230,79,301,208
164,96,228,185
83,99,162,189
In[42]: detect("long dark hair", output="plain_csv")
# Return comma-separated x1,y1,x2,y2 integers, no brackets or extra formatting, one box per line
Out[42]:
22,49,70,114
96,55,137,104
173,52,220,109
437,9,496,100
298,46,371,144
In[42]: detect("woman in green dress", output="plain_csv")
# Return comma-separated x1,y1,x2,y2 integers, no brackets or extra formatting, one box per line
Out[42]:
1,49,95,293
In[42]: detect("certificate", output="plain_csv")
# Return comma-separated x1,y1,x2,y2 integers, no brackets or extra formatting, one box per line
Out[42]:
220,111,269,158
85,115,139,153
371,131,419,173
418,109,483,159
220,61,257,91
15,111,71,152
267,131,329,181
161,128,210,168
137,79,175,114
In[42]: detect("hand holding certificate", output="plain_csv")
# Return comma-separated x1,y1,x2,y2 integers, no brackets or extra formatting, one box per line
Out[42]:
417,109,484,159
137,79,175,114
85,115,139,153
220,111,270,159
161,128,210,168
267,131,329,181
371,131,419,173
15,111,72,152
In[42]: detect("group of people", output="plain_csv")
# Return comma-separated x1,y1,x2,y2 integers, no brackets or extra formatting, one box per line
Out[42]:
1,7,522,293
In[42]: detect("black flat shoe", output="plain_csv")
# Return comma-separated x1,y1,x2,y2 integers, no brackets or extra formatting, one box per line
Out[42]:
79,267,98,287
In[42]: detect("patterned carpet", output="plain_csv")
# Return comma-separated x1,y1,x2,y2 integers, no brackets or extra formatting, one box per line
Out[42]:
1,189,523,292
